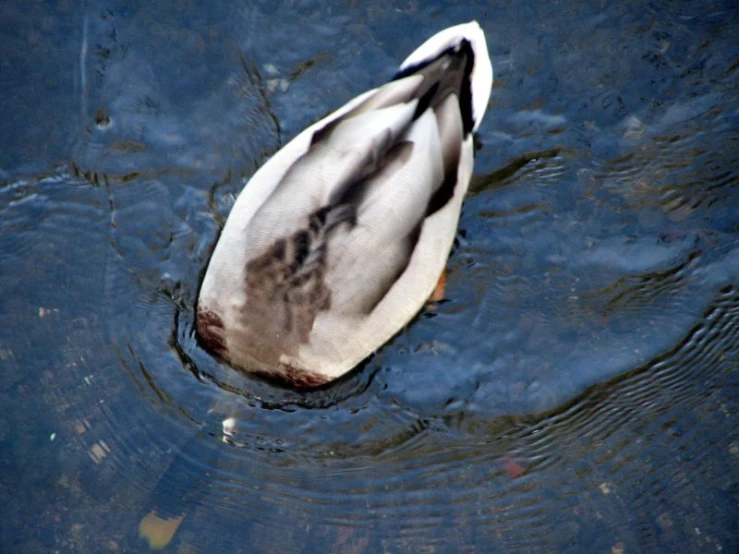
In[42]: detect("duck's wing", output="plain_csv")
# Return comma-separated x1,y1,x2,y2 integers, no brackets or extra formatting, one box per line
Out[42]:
198,21,493,385
247,47,475,307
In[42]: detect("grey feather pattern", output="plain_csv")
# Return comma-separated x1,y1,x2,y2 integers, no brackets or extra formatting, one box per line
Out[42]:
196,23,493,387
244,68,462,336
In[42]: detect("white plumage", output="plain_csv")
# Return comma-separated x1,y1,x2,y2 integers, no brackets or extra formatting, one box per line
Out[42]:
197,21,493,388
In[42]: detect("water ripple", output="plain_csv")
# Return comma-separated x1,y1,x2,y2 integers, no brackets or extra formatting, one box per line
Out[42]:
590,105,738,226
2,2,738,551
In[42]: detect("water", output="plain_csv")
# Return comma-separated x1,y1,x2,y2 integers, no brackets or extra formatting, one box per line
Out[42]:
1,1,738,552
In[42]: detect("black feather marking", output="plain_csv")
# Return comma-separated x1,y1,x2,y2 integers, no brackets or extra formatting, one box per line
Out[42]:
293,230,311,265
328,140,415,221
456,40,475,136
426,167,459,217
314,206,329,226
272,238,286,261
310,118,340,145
393,39,476,136
413,83,439,121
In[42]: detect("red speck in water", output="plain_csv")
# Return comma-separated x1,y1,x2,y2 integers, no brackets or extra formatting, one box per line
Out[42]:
502,456,526,478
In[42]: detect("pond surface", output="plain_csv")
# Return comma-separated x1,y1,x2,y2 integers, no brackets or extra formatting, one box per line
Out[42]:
1,0,738,552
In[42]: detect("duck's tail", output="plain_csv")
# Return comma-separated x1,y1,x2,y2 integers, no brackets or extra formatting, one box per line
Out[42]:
396,21,493,134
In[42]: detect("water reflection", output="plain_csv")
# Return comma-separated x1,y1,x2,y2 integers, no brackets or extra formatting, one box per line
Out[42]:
1,0,737,552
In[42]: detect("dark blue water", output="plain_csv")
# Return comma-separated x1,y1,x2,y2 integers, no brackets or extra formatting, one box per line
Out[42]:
1,1,738,552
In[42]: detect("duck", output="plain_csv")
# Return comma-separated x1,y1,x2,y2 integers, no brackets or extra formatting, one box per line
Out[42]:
196,21,493,389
